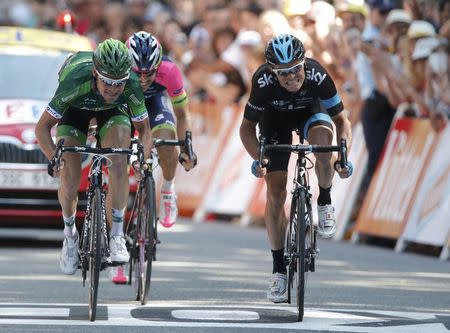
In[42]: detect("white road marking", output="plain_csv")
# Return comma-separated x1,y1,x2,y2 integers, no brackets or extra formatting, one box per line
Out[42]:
0,307,69,317
0,303,447,333
171,310,260,321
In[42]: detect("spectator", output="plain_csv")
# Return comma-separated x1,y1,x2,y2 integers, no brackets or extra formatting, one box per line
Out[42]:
357,0,398,192
335,0,368,33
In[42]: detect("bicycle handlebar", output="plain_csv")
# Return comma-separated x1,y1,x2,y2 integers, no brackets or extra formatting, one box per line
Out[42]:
154,131,194,160
258,136,348,169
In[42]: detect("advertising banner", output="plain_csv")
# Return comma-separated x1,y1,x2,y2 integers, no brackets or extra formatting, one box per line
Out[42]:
398,126,450,247
175,102,241,216
354,118,437,239
193,107,258,221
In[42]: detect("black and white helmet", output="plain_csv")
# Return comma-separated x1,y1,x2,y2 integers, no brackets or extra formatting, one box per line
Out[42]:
126,31,162,72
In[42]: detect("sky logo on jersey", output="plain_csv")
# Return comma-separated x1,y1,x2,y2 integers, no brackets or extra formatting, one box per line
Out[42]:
306,68,327,85
257,73,274,87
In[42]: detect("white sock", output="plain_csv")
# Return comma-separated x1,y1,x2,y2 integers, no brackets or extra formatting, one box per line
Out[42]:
161,178,175,193
63,213,77,238
111,208,125,237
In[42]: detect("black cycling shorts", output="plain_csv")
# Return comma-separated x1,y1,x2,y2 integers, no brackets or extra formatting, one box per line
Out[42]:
259,101,333,172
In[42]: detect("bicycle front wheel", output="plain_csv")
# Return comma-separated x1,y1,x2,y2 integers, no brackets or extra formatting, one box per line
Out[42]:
296,189,307,322
88,187,103,321
135,176,157,305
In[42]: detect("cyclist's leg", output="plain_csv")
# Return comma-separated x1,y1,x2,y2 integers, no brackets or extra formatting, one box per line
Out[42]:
147,94,179,227
260,111,292,302
98,108,132,262
55,109,91,274
303,106,336,237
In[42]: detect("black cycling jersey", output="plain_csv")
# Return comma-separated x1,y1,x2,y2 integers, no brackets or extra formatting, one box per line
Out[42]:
244,58,344,122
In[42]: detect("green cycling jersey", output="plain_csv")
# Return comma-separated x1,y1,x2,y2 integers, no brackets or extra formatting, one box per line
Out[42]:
47,51,147,122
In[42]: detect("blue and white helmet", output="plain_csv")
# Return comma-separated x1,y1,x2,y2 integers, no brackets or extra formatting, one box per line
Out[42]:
265,34,305,66
126,31,162,72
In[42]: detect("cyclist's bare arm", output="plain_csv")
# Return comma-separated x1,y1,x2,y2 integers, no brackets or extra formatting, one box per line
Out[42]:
35,110,59,161
239,118,260,161
332,111,352,155
133,118,152,161
174,105,191,141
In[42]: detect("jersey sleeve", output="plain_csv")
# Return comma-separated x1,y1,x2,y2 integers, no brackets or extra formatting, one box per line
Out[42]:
125,81,148,122
47,78,91,119
243,71,272,122
166,63,188,108
316,65,344,117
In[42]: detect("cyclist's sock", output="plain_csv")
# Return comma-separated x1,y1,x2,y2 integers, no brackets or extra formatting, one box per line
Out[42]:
161,178,175,193
272,248,287,274
111,208,125,237
318,186,332,206
63,213,77,238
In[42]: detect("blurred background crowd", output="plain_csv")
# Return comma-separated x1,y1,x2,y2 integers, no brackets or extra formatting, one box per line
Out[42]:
1,0,449,200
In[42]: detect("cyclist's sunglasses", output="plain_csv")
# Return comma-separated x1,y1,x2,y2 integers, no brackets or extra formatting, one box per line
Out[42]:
272,61,304,77
132,67,158,76
95,69,129,86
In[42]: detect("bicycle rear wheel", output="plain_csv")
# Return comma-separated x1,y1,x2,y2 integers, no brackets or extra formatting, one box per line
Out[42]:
296,189,307,322
88,187,103,321
134,176,157,305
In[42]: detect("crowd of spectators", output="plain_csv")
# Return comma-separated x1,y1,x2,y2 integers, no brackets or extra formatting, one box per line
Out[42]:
2,0,449,196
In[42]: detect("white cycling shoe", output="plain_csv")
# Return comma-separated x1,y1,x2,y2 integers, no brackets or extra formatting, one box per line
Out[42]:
317,204,337,238
267,273,288,303
110,235,130,263
60,233,80,275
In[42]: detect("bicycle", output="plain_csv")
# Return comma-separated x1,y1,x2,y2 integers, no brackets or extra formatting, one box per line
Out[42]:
51,136,137,321
258,135,348,322
126,131,194,305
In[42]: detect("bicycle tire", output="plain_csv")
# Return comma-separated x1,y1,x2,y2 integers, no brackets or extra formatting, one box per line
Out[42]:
285,194,298,305
135,176,157,305
88,187,102,321
296,189,307,322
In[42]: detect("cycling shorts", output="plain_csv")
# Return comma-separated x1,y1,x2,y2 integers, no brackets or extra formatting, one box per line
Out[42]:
259,101,333,172
145,92,176,133
56,105,131,144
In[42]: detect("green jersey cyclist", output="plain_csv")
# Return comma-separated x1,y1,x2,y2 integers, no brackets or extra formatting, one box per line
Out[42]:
240,34,353,303
35,38,152,275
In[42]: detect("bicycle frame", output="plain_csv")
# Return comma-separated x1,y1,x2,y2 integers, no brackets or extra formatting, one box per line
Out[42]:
51,139,136,321
258,135,347,322
125,131,194,305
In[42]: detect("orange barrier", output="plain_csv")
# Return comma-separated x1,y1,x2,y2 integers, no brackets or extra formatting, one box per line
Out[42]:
173,101,242,216
354,117,437,239
353,117,450,259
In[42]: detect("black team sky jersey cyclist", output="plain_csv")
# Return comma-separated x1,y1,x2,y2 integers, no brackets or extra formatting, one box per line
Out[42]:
35,38,152,276
239,34,353,303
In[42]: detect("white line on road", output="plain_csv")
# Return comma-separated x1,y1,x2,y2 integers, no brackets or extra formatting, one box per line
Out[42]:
0,303,448,332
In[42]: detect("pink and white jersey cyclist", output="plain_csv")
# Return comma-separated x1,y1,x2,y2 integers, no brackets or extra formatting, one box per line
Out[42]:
126,31,197,230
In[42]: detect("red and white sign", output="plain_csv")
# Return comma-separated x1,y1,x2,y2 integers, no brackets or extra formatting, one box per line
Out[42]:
193,108,257,221
400,126,450,246
174,103,241,216
355,117,437,239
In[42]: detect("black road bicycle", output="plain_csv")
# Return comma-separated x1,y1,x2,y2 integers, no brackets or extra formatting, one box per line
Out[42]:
51,137,137,321
126,131,194,305
258,135,348,322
